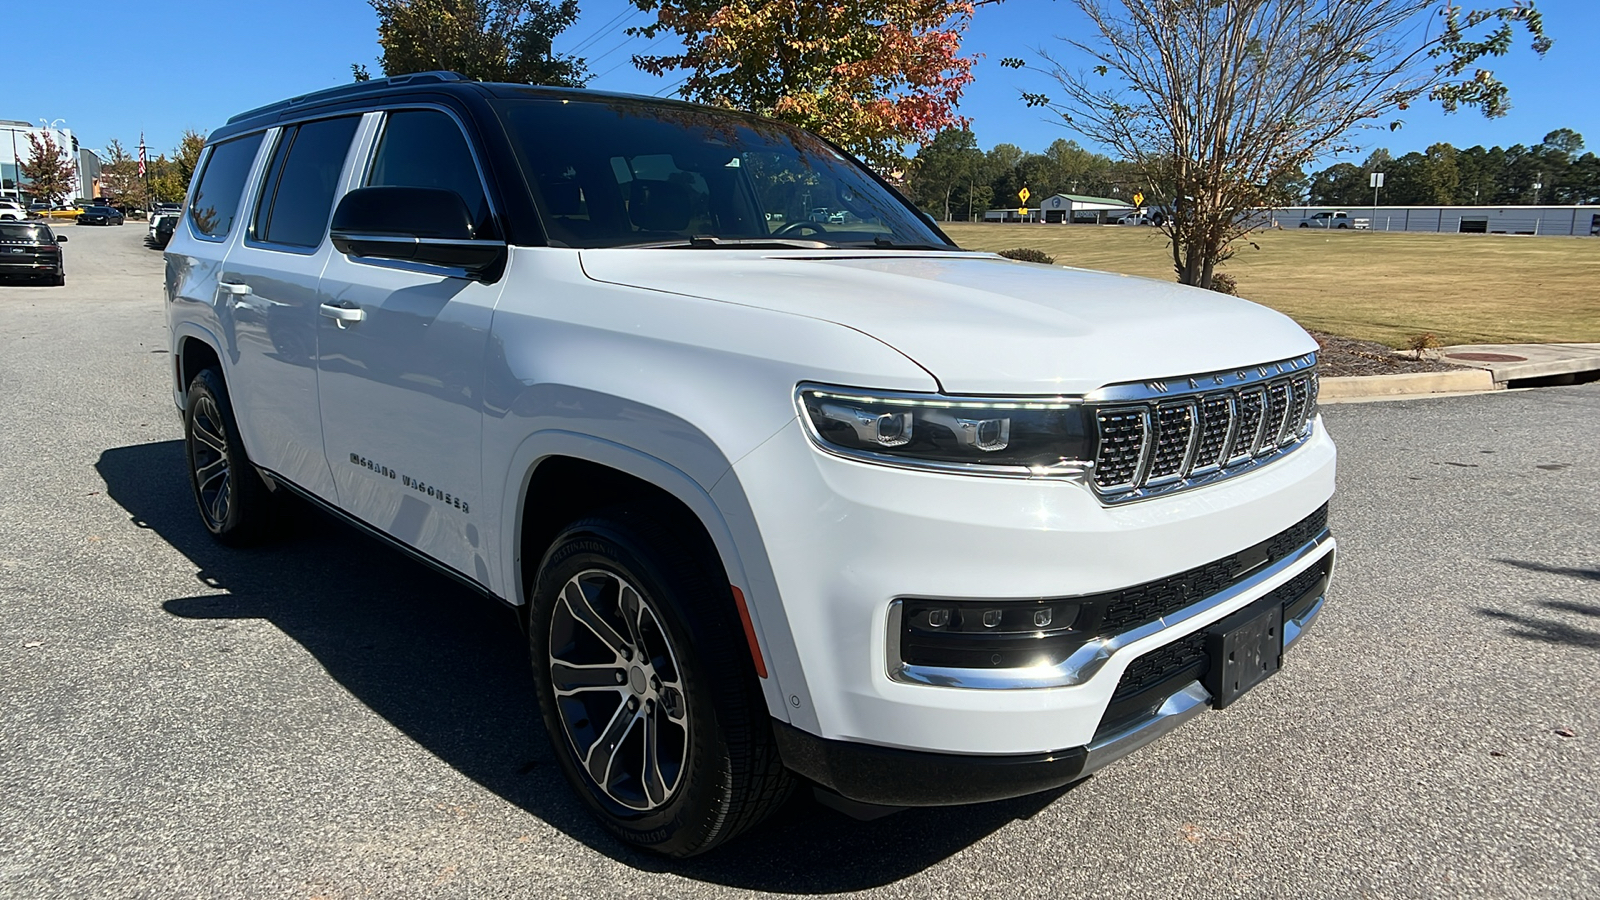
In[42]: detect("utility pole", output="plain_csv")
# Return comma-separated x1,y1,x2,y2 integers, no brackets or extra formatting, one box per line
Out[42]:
1533,172,1543,205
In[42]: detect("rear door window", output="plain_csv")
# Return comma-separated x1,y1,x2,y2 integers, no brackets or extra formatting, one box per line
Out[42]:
188,133,264,240
252,116,360,249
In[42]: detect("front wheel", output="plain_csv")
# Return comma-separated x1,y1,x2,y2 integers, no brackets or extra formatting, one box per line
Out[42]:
528,510,792,857
183,368,278,545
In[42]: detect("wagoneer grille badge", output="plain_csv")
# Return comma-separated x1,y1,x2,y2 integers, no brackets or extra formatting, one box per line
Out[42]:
1086,353,1319,503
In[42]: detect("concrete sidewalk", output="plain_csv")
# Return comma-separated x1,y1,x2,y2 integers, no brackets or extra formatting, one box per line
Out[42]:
1321,343,1600,402
1439,343,1600,385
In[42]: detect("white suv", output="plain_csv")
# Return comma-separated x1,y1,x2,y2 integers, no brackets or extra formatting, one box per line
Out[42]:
165,73,1336,857
0,198,27,221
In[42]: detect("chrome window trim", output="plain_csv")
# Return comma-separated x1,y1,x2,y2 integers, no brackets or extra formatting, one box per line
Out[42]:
329,233,508,250
886,530,1334,690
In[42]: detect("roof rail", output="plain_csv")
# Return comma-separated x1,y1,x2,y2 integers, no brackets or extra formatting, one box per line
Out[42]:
226,71,470,125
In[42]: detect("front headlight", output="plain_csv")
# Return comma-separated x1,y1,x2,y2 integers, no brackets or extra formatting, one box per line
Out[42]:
797,385,1090,477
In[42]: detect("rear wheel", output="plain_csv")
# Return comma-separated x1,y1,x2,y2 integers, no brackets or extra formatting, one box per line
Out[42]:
528,510,792,857
183,368,278,545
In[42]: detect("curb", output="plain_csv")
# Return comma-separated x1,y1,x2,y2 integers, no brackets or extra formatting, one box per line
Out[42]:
1320,368,1497,401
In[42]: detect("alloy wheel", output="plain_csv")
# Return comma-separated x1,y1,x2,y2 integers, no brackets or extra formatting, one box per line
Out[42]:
189,395,233,529
548,569,690,812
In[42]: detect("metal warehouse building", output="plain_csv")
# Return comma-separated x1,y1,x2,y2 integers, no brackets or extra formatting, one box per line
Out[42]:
1259,205,1600,236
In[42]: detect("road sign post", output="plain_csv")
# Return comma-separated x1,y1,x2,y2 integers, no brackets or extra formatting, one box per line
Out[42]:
1370,172,1384,231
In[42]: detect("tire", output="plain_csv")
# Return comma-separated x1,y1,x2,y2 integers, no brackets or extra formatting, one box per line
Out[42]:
528,509,793,857
183,367,278,545
50,272,64,287
1298,223,1308,228
1337,223,1349,229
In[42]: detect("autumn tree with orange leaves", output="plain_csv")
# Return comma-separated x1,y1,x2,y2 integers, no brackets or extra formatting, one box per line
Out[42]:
628,0,978,171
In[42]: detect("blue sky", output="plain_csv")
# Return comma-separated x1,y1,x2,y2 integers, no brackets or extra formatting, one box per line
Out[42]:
26,0,1598,163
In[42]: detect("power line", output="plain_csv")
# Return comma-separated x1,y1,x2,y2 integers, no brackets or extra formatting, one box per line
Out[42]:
587,32,644,66
654,74,691,97
568,8,643,57
593,33,670,80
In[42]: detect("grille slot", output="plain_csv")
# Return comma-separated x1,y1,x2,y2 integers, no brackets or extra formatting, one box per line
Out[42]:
1262,382,1291,453
1093,408,1148,489
1191,394,1234,470
1284,376,1311,444
1233,389,1266,461
1087,355,1317,502
1146,403,1196,481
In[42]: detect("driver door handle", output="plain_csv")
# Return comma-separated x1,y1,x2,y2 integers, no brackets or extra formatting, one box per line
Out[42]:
218,281,252,296
319,301,365,327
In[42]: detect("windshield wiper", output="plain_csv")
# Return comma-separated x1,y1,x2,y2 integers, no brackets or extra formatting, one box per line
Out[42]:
611,235,835,250
844,236,964,251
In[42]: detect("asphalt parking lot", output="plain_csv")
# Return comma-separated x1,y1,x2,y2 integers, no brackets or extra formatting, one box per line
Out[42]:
2,223,1597,899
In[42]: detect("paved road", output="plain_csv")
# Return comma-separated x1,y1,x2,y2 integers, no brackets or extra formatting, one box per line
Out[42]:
2,223,1597,899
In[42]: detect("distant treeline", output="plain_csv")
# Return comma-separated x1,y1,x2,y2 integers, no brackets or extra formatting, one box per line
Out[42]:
905,128,1600,220
1307,130,1598,207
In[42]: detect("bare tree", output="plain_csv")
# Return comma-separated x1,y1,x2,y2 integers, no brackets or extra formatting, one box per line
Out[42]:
1003,1,1551,289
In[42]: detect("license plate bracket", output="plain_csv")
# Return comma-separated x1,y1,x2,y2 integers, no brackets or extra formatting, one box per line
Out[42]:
1204,599,1283,709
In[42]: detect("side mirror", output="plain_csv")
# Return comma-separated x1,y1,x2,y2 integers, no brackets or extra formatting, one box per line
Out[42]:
329,186,504,279
56,234,68,242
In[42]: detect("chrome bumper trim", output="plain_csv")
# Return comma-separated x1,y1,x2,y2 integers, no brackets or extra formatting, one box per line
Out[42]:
1079,680,1211,778
1283,594,1325,649
888,531,1335,690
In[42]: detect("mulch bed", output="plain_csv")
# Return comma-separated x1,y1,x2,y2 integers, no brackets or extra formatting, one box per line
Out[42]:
1309,331,1462,377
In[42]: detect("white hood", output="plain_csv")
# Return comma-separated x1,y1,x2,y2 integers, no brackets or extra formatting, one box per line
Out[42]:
579,250,1318,395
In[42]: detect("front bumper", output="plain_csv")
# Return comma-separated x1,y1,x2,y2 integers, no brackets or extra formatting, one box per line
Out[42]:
774,538,1333,806
727,414,1337,760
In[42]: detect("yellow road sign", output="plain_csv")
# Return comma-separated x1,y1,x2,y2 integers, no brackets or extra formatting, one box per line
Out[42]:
1133,191,1145,207
1018,187,1031,204
1017,207,1026,215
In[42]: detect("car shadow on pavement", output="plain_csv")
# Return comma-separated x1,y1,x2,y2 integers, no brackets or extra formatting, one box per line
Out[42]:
97,439,1064,891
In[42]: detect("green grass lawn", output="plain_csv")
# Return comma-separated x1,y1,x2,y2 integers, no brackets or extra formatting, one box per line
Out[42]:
941,223,1600,348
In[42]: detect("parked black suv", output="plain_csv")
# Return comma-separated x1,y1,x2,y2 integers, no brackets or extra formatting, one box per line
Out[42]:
0,222,68,285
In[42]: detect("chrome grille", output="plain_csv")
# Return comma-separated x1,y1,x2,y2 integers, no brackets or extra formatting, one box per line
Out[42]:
1087,354,1319,503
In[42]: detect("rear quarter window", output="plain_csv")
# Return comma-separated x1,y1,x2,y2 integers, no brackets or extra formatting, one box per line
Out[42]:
189,133,265,240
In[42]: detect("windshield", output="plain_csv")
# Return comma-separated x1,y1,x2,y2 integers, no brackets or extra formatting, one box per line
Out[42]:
494,97,953,250
0,224,49,242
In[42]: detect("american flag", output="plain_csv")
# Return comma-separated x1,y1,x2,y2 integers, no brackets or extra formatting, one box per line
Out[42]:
138,133,146,177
